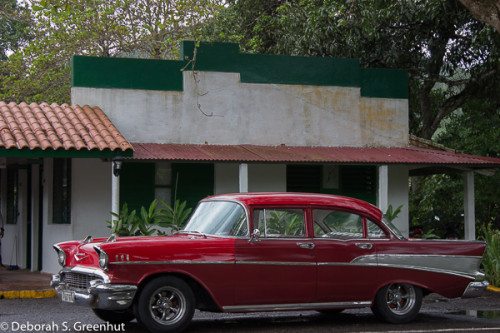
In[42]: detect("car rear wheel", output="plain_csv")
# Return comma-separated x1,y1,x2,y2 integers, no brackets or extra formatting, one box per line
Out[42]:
371,283,422,324
137,276,195,333
92,308,135,324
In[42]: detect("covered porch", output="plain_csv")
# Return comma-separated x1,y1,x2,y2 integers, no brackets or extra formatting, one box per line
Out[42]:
110,141,500,239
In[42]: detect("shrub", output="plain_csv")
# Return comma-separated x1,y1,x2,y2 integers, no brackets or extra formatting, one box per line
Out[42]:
108,199,192,236
479,224,500,287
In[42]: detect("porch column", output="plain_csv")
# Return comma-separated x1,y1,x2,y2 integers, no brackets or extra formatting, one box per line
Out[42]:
377,165,389,213
463,171,475,240
111,161,122,225
239,163,248,193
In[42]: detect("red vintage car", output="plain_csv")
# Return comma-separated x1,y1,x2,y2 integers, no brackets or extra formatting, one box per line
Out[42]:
51,193,488,333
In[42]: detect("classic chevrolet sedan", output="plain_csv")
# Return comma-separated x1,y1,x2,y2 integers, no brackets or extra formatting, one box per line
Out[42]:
51,193,488,333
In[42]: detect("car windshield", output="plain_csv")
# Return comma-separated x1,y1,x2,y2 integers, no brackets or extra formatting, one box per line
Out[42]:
381,217,406,240
182,201,248,237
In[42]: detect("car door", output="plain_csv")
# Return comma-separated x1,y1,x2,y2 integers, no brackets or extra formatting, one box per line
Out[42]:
233,207,316,307
313,208,385,303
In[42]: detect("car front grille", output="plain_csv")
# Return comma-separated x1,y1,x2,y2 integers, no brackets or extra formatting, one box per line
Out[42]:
61,272,102,290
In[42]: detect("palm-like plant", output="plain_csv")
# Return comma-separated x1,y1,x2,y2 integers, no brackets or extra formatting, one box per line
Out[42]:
157,199,193,233
107,203,140,236
479,224,500,287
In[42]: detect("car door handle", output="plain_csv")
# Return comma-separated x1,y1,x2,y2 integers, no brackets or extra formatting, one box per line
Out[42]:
297,242,315,249
355,242,373,250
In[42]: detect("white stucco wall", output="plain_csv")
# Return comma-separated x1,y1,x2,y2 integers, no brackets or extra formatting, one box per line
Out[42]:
360,98,409,146
72,71,408,148
0,168,28,270
214,164,239,194
71,159,112,239
378,165,410,237
42,159,72,274
41,159,112,274
215,163,287,194
388,166,410,237
248,164,287,192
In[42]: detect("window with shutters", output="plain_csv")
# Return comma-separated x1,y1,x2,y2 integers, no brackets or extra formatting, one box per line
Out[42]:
53,159,71,224
6,168,19,225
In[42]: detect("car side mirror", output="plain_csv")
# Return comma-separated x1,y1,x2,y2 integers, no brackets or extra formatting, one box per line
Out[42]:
249,229,261,243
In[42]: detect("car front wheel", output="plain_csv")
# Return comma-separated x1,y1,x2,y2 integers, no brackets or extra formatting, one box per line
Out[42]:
371,283,422,324
137,276,195,333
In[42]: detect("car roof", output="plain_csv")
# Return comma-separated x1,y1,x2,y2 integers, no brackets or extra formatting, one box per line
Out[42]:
204,192,382,221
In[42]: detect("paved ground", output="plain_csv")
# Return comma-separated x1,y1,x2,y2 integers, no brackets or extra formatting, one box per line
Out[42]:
0,292,499,333
0,269,51,291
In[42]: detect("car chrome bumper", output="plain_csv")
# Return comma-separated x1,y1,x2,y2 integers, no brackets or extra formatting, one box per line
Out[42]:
51,268,137,310
462,280,489,298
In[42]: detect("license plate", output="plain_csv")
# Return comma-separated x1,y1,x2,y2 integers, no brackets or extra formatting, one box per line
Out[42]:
61,290,75,303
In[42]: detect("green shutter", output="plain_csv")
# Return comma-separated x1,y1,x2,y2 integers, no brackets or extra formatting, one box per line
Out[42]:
171,163,214,209
120,162,155,212
339,166,377,204
53,159,72,224
286,165,322,193
286,164,377,204
6,168,18,224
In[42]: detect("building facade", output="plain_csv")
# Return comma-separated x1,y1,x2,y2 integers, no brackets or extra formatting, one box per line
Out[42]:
1,42,498,273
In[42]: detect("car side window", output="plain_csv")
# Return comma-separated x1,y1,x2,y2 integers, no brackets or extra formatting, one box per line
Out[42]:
313,209,363,239
253,209,306,238
367,219,388,239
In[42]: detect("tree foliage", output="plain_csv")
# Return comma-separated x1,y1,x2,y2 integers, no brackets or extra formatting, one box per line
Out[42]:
0,0,32,60
410,99,500,237
204,0,499,140
0,0,225,104
203,0,500,235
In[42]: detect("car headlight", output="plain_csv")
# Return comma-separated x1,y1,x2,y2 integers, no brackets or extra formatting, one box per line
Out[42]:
94,246,109,270
53,245,66,267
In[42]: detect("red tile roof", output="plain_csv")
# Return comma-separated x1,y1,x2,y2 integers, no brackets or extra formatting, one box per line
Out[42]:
0,102,132,152
131,143,500,167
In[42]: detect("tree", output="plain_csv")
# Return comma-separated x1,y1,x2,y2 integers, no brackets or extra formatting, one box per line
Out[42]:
410,99,500,236
458,0,500,33
204,0,499,140
0,0,31,60
0,0,225,104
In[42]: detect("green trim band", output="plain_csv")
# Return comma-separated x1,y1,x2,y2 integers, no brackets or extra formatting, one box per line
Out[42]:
72,56,185,91
0,148,133,158
72,41,408,99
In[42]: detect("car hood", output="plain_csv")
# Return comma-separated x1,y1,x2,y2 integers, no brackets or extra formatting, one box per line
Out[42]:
60,234,235,268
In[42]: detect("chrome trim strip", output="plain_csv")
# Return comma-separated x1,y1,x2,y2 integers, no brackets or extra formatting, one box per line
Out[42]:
317,262,378,267
376,263,477,280
236,261,316,266
223,301,372,312
356,254,483,260
462,281,489,298
252,238,315,241
81,235,93,244
350,254,483,280
112,260,233,266
312,238,390,242
59,265,111,283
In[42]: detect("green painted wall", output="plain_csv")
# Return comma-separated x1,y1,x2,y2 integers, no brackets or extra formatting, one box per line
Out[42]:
72,56,185,91
0,148,132,158
172,163,214,209
72,41,408,99
120,162,155,212
287,164,377,205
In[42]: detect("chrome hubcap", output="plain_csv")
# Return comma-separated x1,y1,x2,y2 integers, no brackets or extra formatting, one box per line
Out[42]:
149,286,186,325
385,283,416,315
